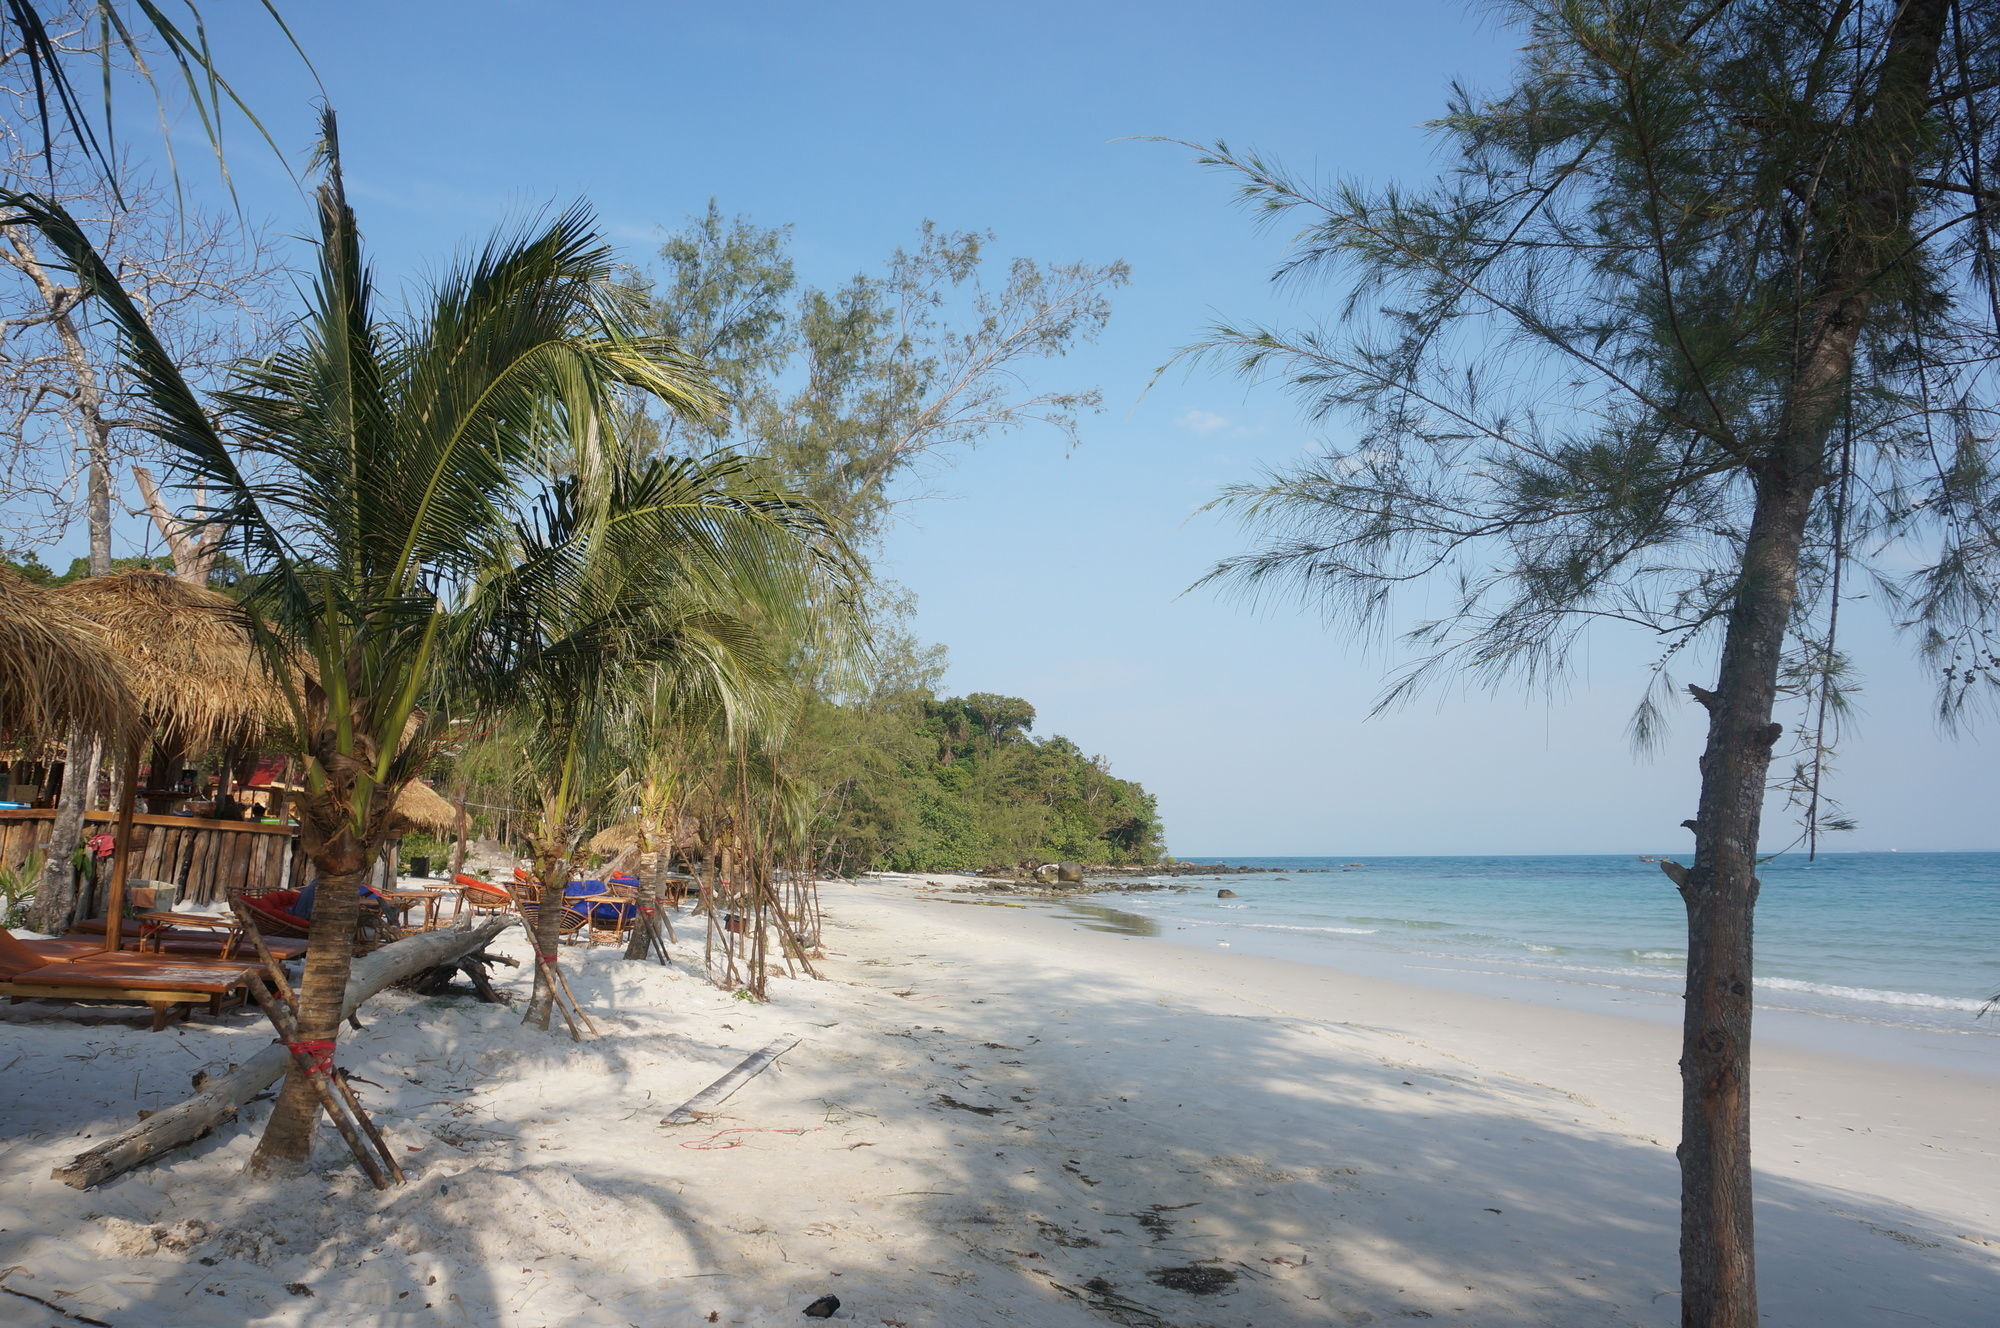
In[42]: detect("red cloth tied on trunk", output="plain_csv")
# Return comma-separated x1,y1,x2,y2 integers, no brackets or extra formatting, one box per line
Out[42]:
284,1039,336,1076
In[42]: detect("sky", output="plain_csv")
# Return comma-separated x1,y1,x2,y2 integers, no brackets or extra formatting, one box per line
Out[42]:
27,0,1995,855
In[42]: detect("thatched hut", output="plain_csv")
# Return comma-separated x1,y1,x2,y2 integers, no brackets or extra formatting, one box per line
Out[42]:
0,568,135,743
585,820,644,858
386,781,459,838
44,571,292,754
40,572,295,945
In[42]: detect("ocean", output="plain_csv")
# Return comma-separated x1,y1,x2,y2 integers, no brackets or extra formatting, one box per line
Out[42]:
1054,852,2000,1066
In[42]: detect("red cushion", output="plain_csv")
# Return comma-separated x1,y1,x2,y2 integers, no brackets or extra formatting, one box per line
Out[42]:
242,897,307,929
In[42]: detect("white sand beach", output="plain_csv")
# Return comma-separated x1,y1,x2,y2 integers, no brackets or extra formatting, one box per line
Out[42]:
1,877,1994,1327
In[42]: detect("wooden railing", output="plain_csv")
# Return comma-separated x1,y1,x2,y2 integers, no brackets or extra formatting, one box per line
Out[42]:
0,808,301,905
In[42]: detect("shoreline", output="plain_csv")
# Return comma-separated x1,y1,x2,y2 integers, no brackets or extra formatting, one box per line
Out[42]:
833,876,2000,1324
0,877,1992,1326
893,858,2000,1077
1037,889,2000,1080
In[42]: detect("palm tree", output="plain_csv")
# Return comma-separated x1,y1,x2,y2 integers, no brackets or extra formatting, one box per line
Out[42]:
460,457,848,1030
2,3,305,202
0,113,727,1176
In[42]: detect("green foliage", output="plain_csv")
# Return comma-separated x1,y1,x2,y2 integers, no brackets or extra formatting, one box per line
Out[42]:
1184,0,2000,813
398,833,452,862
628,201,1128,547
814,688,1162,874
0,551,170,584
0,851,42,928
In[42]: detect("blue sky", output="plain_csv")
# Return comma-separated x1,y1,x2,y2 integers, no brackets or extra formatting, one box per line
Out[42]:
52,1,1995,854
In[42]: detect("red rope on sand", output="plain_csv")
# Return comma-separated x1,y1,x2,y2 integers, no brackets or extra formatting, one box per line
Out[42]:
284,1039,336,1076
679,1127,817,1151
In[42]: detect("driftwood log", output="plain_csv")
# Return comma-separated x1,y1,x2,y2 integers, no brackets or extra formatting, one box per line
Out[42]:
52,918,510,1189
397,948,514,1004
660,1035,801,1126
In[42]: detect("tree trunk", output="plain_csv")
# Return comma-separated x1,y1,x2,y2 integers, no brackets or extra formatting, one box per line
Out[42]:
522,847,570,1030
624,849,664,962
132,465,221,583
1675,477,1815,1326
55,918,507,1189
29,300,115,933
33,729,100,932
249,824,373,1178
450,796,468,878
1668,8,1951,1325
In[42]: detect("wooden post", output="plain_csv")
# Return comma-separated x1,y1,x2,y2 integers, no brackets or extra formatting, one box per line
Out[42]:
451,796,469,878
101,735,142,953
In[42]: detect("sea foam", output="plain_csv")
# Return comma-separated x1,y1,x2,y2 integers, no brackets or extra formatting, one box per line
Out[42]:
1756,976,1988,1013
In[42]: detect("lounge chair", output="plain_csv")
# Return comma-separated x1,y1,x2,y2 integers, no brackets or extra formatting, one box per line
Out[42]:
0,929,264,1030
456,874,514,915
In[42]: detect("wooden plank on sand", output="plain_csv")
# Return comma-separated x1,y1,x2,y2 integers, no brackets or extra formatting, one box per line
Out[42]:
660,1036,801,1126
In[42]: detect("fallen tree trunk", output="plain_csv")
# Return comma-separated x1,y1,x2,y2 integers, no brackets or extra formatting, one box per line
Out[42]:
53,918,511,1189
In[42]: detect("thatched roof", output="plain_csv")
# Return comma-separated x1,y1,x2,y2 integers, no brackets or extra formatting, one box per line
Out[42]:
387,780,460,837
586,815,694,857
0,568,136,741
45,571,292,752
587,819,656,857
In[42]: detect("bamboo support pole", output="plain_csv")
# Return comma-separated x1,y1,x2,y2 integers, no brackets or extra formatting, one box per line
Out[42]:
52,919,508,1189
100,736,142,953
245,980,393,1190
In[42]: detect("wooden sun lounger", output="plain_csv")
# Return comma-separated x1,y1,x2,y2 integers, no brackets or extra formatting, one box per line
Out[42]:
0,930,265,1030
9,935,106,962
1,958,260,1030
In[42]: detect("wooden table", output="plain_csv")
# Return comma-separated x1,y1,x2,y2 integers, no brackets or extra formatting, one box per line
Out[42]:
134,910,250,958
380,887,453,932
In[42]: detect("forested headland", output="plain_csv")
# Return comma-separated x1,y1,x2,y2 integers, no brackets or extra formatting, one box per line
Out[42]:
802,687,1161,874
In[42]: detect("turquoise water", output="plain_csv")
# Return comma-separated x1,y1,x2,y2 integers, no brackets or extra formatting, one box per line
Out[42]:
1090,853,2000,1049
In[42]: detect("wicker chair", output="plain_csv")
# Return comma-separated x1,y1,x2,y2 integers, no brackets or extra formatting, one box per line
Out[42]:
516,894,589,943
455,874,514,915
509,870,588,943
584,883,640,947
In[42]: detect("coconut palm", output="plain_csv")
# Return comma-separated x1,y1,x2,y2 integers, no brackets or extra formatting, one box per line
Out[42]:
0,114,740,1176
457,456,848,1030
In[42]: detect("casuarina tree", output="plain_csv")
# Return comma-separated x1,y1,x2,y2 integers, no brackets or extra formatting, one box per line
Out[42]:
1180,3,1996,1323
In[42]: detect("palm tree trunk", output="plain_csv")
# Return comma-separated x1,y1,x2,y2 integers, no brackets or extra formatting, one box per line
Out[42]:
523,847,569,1030
624,848,664,962
250,822,371,1178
